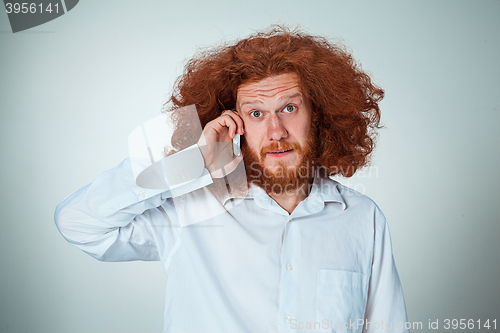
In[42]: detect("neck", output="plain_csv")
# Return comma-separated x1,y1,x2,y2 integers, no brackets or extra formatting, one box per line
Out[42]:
268,181,311,214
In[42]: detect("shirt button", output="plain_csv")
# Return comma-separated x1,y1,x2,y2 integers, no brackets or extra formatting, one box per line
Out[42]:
284,315,292,323
286,264,293,271
289,218,294,222
139,191,146,198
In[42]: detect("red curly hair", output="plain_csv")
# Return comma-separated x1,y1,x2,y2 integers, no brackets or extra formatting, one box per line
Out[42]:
166,26,383,178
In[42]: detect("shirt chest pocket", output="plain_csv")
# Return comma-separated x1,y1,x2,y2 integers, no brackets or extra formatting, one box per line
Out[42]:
316,270,369,333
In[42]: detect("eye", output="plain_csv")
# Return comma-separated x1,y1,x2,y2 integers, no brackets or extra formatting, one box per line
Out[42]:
283,105,296,113
250,110,262,118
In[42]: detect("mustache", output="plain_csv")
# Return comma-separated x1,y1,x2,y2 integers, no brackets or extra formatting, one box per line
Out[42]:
260,141,301,159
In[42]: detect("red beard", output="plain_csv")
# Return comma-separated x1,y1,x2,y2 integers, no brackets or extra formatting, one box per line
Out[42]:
242,131,318,195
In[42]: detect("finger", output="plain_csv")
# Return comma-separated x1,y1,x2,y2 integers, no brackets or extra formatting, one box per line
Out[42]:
221,110,245,135
216,114,238,139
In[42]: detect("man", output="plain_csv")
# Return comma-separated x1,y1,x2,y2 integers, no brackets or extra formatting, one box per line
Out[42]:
55,27,409,333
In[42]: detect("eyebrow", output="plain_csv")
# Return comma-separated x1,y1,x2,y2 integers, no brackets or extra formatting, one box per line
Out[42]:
239,92,303,109
280,92,302,102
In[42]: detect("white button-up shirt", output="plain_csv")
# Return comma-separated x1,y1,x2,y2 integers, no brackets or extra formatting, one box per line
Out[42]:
55,159,409,333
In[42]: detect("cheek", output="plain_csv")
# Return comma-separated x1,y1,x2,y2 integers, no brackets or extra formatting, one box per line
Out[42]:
298,116,312,142
244,137,261,155
289,122,311,144
243,124,264,147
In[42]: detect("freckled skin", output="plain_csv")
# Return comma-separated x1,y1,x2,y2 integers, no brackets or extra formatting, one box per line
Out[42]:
236,73,312,174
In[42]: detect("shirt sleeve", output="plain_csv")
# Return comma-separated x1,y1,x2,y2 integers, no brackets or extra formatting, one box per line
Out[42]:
363,208,410,333
54,157,212,262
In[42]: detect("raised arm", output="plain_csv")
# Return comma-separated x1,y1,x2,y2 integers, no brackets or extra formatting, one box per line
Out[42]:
54,108,245,262
54,158,212,261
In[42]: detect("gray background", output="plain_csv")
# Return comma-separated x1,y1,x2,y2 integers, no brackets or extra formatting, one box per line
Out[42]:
1,0,499,332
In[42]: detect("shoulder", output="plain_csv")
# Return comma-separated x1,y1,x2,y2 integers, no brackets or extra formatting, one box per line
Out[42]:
320,177,386,227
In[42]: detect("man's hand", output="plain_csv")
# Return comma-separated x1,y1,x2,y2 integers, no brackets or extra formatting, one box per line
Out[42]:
197,110,245,178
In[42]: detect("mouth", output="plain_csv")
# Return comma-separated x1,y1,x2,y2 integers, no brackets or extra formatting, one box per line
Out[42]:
267,148,293,156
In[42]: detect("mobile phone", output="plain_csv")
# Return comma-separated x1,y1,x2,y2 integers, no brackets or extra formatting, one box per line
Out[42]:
233,133,241,156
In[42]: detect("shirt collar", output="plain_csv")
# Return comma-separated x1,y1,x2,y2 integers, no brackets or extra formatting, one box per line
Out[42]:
222,173,346,211
313,177,347,210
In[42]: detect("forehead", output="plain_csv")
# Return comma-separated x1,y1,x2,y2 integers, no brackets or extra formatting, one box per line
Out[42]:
237,73,301,101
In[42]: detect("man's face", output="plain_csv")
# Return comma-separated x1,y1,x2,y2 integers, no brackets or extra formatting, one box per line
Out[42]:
236,73,315,191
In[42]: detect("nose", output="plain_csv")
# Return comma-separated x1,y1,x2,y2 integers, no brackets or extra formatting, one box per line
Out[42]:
266,113,288,141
